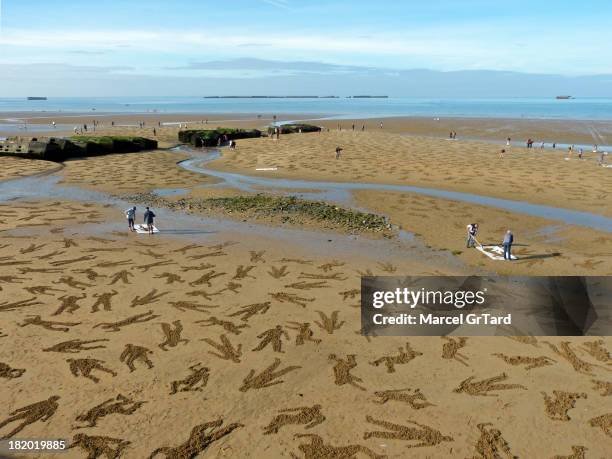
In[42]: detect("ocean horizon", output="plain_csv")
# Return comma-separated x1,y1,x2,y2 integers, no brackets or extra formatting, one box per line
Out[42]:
1,96,612,121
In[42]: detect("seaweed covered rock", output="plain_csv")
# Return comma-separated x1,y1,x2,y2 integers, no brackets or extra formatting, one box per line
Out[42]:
0,136,158,161
179,128,262,147
268,124,322,135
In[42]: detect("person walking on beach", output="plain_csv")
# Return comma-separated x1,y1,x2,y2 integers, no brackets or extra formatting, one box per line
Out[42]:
502,230,514,260
335,146,343,160
466,223,479,248
499,149,505,159
143,207,156,235
578,148,583,159
153,128,157,137
125,206,136,232
380,122,383,129
506,137,511,146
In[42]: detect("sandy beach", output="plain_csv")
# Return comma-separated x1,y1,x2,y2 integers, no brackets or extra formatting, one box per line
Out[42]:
1,119,611,458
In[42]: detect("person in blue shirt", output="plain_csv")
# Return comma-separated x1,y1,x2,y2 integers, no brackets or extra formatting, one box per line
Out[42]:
503,230,514,260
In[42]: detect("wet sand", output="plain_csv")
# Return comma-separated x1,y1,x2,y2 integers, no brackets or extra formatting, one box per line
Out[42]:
0,123,611,458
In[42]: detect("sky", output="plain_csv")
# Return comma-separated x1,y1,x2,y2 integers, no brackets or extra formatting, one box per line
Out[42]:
0,0,611,96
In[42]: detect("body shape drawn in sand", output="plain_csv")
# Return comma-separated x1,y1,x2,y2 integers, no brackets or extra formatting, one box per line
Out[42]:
148,419,243,458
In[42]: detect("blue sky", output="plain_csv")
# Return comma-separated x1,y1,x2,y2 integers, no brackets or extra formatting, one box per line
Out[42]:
1,0,611,96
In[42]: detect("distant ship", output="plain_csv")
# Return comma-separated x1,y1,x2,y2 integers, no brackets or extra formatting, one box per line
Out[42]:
555,95,573,99
27,96,47,100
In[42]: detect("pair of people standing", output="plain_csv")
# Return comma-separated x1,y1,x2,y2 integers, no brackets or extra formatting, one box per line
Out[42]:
125,206,156,235
466,223,514,260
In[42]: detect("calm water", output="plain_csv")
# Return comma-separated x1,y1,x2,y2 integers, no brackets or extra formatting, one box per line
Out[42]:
1,97,612,120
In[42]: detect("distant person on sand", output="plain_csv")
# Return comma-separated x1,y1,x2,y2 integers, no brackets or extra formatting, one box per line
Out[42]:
143,207,156,235
380,122,383,129
335,146,343,160
578,148,583,159
499,149,505,159
125,206,136,232
502,230,514,260
466,223,479,248
153,128,157,136
506,137,511,146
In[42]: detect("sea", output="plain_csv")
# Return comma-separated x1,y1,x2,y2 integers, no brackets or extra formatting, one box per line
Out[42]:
1,97,612,121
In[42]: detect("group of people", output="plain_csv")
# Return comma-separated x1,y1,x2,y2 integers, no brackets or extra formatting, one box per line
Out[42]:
449,131,457,139
125,206,156,235
466,223,514,261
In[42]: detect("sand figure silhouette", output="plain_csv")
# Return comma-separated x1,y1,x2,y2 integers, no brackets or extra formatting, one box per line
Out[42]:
370,342,422,373
186,289,217,301
169,300,219,313
373,388,434,409
263,405,325,435
544,341,598,375
542,390,587,421
133,260,177,273
73,268,106,281
153,272,185,284
293,433,386,459
442,337,469,366
196,316,248,335
299,272,348,281
339,289,360,301
240,358,301,392
285,281,329,290
0,362,26,379
228,302,272,322
0,396,60,439
52,276,93,290
189,270,226,287
130,289,168,307
329,354,366,391
24,285,64,295
493,353,555,370
75,394,146,428
50,256,96,267
592,379,612,396
582,339,611,363
588,413,611,437
67,358,117,383
287,322,321,346
19,315,81,332
94,310,160,332
159,320,189,351
0,297,42,312
233,265,256,280
44,338,109,353
148,419,243,459
454,373,527,396
216,281,242,294
52,293,87,315
91,291,118,312
253,325,290,353
70,433,131,459
170,364,210,395
470,422,516,459
120,344,154,372
250,250,266,263
268,265,290,279
363,416,453,449
201,334,242,363
315,311,345,334
318,261,345,272
551,445,587,459
270,292,315,308
108,270,134,285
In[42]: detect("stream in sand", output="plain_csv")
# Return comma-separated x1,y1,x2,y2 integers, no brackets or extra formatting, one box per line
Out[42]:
0,161,463,271
177,146,612,233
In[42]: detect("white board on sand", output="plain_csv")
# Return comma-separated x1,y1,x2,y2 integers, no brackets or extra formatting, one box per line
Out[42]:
476,245,518,261
134,224,159,234
255,167,278,171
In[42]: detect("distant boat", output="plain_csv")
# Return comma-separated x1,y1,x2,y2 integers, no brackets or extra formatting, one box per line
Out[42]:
556,95,573,99
27,97,47,100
